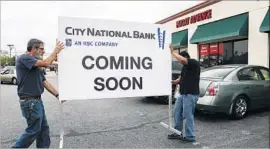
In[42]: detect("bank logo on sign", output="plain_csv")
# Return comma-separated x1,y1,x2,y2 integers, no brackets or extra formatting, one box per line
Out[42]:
157,28,166,50
65,38,72,47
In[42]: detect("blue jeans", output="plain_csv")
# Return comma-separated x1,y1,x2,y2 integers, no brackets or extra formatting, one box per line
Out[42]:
173,94,199,141
12,99,50,148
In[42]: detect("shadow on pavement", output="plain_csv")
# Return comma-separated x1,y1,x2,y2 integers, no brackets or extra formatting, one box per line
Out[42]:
246,107,270,117
139,97,168,105
195,111,230,122
195,107,270,122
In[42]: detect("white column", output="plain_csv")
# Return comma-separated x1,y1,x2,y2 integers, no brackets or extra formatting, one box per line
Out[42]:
188,26,198,60
248,7,269,67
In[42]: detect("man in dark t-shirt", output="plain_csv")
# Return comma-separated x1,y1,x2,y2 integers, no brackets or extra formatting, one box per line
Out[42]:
12,39,64,148
168,46,200,143
179,65,186,94
16,54,46,98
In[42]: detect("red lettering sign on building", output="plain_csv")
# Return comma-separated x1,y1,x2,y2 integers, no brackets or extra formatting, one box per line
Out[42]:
199,44,209,56
199,43,224,58
209,43,218,54
176,9,212,28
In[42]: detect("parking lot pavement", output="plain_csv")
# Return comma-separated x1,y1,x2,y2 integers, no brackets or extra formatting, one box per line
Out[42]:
1,76,269,148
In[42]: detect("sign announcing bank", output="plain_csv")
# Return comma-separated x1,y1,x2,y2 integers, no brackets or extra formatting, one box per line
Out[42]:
58,16,171,101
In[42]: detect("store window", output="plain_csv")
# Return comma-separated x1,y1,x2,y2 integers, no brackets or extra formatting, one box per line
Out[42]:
174,47,180,54
199,39,248,67
199,44,209,65
199,43,223,66
234,40,248,64
174,47,187,54
223,42,233,64
209,43,221,66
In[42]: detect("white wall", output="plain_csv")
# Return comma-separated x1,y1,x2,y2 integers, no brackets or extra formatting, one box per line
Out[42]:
248,7,269,67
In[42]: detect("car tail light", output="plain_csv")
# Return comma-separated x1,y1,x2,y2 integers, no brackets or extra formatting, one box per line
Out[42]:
206,82,219,96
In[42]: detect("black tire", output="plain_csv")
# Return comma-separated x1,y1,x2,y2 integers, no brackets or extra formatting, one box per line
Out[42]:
12,78,17,85
231,96,248,119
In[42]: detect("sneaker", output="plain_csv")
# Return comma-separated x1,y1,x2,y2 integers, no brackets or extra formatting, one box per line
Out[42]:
180,137,195,143
167,133,183,139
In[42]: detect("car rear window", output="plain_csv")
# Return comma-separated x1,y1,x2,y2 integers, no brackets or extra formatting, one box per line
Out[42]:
201,67,236,78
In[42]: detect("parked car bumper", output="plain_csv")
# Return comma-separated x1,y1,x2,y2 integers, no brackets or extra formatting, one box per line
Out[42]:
196,96,231,114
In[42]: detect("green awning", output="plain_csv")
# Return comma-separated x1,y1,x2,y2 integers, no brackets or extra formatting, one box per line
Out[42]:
260,8,270,33
190,13,248,44
171,30,188,48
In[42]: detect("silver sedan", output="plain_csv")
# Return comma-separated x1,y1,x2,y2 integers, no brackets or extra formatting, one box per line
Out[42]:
196,64,270,119
0,66,17,85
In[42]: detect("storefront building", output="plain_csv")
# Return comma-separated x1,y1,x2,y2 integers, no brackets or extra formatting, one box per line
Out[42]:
157,0,270,68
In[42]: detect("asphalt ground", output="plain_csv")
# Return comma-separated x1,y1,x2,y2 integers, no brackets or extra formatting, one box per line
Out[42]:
1,73,269,148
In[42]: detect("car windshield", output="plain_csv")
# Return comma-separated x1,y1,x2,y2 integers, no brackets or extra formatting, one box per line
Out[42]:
172,60,183,71
201,67,236,78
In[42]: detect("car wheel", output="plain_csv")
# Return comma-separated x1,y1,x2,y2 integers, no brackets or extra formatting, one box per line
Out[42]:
12,78,17,85
231,96,248,119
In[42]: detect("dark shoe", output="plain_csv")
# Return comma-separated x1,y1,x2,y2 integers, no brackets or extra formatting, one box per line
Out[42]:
168,133,183,139
180,137,195,143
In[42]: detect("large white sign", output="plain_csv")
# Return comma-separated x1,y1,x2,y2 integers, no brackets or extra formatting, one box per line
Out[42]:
58,16,172,100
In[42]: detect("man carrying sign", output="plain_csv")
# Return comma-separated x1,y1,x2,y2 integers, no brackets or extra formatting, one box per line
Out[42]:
168,44,200,143
12,39,64,148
